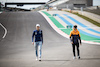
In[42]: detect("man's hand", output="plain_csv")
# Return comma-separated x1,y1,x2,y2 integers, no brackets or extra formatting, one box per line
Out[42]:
80,43,82,45
71,42,73,44
32,42,34,45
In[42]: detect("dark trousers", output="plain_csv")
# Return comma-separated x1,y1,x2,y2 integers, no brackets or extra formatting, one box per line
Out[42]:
72,43,80,57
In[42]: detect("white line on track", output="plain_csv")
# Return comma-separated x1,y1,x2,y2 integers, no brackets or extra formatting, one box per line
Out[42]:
0,23,7,38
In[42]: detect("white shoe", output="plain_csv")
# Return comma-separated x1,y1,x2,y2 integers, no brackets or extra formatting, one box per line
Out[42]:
39,58,41,61
73,56,76,59
36,57,38,61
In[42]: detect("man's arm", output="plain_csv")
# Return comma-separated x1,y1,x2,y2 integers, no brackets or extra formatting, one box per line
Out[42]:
79,37,81,44
41,30,43,44
69,32,73,44
79,32,82,44
32,31,35,44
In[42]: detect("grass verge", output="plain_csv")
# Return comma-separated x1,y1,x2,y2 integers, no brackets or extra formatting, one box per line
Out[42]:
65,11,100,27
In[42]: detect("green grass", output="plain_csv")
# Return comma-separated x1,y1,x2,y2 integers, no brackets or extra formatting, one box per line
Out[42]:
65,10,100,27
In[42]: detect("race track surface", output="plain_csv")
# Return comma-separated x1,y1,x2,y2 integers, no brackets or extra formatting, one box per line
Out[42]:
0,12,100,67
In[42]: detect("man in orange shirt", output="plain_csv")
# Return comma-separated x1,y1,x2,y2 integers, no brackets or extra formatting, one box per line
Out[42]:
70,25,82,59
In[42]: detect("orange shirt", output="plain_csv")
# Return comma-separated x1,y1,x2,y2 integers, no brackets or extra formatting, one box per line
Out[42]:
70,29,80,37
70,29,81,44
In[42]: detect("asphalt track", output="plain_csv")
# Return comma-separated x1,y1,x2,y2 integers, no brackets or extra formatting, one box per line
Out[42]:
0,12,100,67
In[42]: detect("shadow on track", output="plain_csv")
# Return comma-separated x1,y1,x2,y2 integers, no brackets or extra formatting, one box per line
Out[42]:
41,60,70,61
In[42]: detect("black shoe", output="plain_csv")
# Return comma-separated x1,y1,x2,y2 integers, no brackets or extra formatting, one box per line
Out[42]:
39,58,41,61
78,56,80,59
39,60,41,61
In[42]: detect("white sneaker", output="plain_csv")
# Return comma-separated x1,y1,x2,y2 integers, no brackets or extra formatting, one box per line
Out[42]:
39,58,41,61
36,57,38,61
73,56,76,59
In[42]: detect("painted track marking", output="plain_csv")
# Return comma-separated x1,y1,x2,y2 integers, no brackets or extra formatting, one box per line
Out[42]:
0,23,7,38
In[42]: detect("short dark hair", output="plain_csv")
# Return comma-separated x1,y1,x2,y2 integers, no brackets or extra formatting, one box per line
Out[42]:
74,25,77,29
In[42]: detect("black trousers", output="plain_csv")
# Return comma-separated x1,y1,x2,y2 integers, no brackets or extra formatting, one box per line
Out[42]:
72,43,80,57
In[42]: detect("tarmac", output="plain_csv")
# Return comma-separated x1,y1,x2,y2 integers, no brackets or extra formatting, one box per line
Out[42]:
0,11,100,67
